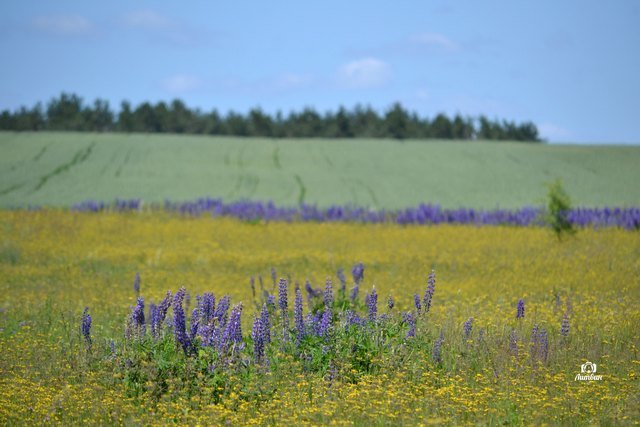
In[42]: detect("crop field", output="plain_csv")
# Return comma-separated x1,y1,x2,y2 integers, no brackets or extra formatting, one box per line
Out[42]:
1,131,640,209
1,210,639,424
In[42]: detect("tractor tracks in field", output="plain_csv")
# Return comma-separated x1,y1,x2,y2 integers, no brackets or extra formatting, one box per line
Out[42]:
294,174,306,205
115,148,133,178
227,142,260,199
273,146,282,169
32,141,96,192
0,182,25,196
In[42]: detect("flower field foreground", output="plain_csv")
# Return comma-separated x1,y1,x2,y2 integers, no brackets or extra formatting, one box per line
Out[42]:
0,210,638,425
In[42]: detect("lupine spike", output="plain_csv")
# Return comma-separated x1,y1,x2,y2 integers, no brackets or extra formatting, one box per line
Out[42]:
190,307,199,341
423,270,436,313
251,314,265,363
387,296,394,310
294,288,304,342
351,262,364,285
81,307,92,345
516,299,525,319
220,303,243,354
403,311,416,338
324,279,333,308
278,278,289,341
463,317,473,339
368,287,378,322
173,288,191,353
414,293,422,314
260,303,271,343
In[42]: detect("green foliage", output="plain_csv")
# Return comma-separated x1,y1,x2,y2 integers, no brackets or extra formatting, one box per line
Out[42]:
545,179,576,239
0,93,542,141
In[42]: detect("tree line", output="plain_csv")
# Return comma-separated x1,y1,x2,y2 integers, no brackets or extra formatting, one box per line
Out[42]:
0,92,541,141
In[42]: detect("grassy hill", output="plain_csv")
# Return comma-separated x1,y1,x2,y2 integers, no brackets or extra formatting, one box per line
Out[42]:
1,131,639,209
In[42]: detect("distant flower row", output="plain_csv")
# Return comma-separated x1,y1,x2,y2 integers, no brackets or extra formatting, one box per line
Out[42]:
69,198,640,229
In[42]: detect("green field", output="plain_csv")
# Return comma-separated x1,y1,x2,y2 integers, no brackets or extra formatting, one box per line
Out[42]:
1,131,639,209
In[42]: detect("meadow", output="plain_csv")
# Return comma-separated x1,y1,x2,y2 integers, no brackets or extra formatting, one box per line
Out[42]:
1,210,638,424
2,131,640,210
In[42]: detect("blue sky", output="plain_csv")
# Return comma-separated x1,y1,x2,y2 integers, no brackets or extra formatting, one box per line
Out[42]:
1,1,639,143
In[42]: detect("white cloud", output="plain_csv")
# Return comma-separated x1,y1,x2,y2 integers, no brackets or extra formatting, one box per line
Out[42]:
337,58,391,89
121,9,204,47
31,14,94,35
161,74,202,94
410,32,458,51
122,9,172,31
538,123,572,142
271,73,313,90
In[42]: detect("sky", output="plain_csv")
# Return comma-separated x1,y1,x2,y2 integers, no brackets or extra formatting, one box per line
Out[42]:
1,1,639,144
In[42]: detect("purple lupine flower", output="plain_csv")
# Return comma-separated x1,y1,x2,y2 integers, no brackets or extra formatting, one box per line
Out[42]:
414,293,422,314
509,330,518,356
294,287,304,341
278,278,288,312
148,303,156,329
81,307,92,345
403,311,416,338
368,287,378,322
324,279,333,308
260,303,271,343
345,310,363,328
516,299,525,319
432,331,444,363
220,303,243,353
214,295,231,327
463,317,473,339
200,293,216,324
190,308,199,341
251,314,265,363
133,272,141,295
423,270,436,313
173,287,191,353
337,268,346,294
109,339,116,357
387,296,394,310
132,297,145,328
318,309,331,338
278,278,289,341
350,283,359,303
364,292,370,308
266,293,276,309
352,262,364,285
152,291,172,338
561,313,570,337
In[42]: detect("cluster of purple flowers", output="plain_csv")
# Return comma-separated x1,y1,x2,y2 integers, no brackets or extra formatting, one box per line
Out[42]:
105,267,572,378
71,198,640,230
